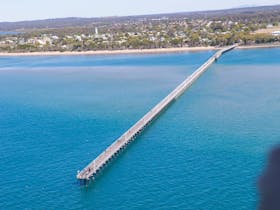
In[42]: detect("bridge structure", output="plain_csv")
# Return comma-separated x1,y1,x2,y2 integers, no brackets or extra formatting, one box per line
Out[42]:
77,44,237,185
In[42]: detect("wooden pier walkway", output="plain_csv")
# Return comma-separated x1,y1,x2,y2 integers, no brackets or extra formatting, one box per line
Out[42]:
77,45,237,184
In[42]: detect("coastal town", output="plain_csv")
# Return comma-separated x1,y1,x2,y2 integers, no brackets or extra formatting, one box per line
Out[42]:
2,1,280,210
0,6,280,52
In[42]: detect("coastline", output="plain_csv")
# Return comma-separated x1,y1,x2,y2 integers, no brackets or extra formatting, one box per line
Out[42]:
0,43,280,57
237,43,280,50
0,47,217,57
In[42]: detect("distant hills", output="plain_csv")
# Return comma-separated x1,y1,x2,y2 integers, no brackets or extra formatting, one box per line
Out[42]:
1,4,280,31
232,4,258,9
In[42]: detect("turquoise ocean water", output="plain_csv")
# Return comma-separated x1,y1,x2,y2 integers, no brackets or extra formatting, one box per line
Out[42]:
0,49,280,209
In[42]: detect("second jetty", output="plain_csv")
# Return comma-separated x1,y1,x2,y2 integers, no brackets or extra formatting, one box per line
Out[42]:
77,44,237,185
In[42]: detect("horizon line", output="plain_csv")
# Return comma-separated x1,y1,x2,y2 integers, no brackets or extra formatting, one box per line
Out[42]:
1,3,279,24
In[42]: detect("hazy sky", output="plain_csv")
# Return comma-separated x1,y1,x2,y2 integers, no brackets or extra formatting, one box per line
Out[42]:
1,0,279,22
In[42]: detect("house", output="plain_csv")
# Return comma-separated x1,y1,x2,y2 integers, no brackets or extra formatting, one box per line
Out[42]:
267,24,274,28
272,31,280,36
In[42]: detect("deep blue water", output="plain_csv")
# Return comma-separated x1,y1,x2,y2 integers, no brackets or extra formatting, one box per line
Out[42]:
0,49,279,209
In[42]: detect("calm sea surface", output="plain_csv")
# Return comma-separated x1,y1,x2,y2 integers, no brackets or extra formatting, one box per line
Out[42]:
0,49,280,209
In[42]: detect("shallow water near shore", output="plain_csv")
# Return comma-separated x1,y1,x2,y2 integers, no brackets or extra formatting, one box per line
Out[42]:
0,48,280,209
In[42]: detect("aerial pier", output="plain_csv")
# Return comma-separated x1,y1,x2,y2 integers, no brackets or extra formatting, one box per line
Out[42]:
77,45,237,185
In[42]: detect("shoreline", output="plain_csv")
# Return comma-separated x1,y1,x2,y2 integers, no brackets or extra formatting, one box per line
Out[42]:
0,46,216,57
0,44,280,56
237,43,280,50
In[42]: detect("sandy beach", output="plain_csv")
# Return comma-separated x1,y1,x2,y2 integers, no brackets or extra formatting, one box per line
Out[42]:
0,44,279,56
237,43,280,49
0,47,217,57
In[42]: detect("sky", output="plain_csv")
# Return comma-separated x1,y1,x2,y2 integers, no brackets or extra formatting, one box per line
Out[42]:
0,0,279,22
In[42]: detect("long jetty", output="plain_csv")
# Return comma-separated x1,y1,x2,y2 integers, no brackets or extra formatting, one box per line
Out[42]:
77,45,237,185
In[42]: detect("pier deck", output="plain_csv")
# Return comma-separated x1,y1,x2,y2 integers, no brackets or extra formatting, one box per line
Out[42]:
77,45,237,183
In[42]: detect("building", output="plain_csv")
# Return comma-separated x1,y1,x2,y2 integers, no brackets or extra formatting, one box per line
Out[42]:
272,31,280,36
